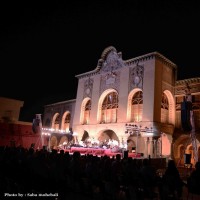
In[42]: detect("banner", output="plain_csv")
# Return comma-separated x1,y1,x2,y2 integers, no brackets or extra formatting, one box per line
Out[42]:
32,114,42,134
181,101,192,132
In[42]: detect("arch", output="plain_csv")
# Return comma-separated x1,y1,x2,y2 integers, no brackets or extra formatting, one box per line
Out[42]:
61,111,71,131
186,145,194,165
80,97,91,124
81,130,90,141
177,144,185,165
50,136,58,149
127,88,143,122
173,135,191,165
51,113,60,129
97,88,118,123
127,137,136,153
97,129,119,143
162,90,175,125
59,136,68,146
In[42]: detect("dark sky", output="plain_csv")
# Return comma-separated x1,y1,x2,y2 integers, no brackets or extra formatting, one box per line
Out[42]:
1,0,200,122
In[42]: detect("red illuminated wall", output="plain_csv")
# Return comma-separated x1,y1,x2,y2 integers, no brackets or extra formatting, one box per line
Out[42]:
0,122,42,149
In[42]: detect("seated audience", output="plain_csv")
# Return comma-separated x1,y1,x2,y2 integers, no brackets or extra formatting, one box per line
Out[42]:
187,161,200,196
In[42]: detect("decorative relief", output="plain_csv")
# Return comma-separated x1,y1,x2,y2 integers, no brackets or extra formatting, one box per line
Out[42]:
129,63,144,91
84,77,93,98
100,70,120,94
105,70,117,85
101,50,124,73
175,85,200,95
175,78,200,95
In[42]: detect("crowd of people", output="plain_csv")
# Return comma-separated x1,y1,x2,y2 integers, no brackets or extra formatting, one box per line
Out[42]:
0,145,199,200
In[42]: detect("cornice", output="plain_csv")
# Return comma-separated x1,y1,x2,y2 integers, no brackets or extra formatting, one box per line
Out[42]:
44,99,76,107
75,68,100,79
176,77,200,86
75,50,177,79
175,78,200,95
125,52,177,69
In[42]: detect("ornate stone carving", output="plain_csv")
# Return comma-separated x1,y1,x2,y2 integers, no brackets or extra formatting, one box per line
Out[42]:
105,70,117,85
84,77,93,98
100,71,120,94
101,50,124,73
129,63,144,91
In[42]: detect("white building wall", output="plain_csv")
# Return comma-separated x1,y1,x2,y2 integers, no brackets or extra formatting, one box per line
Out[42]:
90,74,101,124
73,78,85,127
117,65,129,123
46,47,180,157
142,59,156,122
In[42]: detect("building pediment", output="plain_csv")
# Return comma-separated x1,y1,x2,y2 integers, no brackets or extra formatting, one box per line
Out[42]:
100,48,124,73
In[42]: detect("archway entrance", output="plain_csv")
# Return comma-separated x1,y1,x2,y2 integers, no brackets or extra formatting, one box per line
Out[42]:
127,137,136,153
98,129,119,142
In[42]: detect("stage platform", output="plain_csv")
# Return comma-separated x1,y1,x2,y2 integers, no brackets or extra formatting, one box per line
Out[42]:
63,146,142,158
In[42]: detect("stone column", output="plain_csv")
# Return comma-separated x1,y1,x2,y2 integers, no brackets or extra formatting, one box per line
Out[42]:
149,137,154,158
144,137,149,157
153,139,157,158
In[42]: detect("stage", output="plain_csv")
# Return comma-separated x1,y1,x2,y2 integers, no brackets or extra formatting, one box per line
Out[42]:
63,146,142,158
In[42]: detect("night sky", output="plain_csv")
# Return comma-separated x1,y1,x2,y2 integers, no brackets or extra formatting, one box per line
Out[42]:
1,1,200,122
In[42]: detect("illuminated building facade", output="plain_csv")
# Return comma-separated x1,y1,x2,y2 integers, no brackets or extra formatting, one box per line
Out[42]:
42,46,200,165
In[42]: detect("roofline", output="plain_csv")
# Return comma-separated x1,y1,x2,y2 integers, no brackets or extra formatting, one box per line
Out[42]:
44,99,76,107
75,51,177,79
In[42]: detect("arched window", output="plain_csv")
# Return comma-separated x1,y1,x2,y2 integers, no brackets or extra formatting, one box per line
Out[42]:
101,92,118,123
63,113,71,131
131,91,143,122
83,100,91,124
52,114,60,130
161,93,169,123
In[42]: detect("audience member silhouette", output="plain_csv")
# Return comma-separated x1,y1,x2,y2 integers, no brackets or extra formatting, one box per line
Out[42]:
187,161,200,196
139,158,157,199
1,145,192,200
160,159,184,199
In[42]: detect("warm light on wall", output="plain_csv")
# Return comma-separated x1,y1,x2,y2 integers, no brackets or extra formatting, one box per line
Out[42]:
136,115,142,122
41,128,71,135
125,124,153,136
125,124,154,154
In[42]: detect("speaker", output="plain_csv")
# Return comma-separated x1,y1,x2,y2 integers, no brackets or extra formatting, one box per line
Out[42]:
184,154,191,164
123,150,128,159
